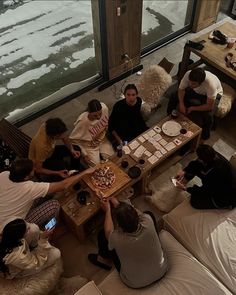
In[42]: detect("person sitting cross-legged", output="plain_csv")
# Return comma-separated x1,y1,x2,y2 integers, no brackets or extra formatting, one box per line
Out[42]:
0,158,94,230
167,68,223,140
88,197,168,289
70,99,114,167
0,218,60,279
29,117,82,181
108,84,148,146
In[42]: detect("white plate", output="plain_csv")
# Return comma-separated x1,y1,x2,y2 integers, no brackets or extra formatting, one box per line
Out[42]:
162,120,181,137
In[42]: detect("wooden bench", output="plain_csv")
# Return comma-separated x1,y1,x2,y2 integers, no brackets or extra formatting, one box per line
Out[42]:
0,118,31,158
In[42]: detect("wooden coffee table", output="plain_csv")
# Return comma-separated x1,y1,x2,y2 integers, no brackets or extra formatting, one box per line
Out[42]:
60,184,101,241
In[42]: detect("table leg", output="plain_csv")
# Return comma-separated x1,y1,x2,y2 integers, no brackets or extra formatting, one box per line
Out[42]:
76,225,86,242
190,131,202,153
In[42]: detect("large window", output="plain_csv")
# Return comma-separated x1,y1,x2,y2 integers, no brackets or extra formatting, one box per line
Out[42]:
0,0,101,121
142,0,194,50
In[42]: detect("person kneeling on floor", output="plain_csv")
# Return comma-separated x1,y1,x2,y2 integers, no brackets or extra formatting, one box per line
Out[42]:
88,197,168,289
0,218,60,279
175,144,235,209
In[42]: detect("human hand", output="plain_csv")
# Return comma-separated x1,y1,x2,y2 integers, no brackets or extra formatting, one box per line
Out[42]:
84,167,95,175
175,170,185,181
179,104,186,115
100,198,111,212
71,149,81,158
57,170,69,178
175,180,187,191
186,106,194,114
41,228,55,239
109,196,119,208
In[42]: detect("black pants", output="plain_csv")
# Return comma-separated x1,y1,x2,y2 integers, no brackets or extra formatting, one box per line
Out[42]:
167,88,213,140
42,145,83,181
189,186,217,209
97,211,157,272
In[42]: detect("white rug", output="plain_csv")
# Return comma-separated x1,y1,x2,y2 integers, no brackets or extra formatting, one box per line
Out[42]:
50,275,88,295
147,163,201,213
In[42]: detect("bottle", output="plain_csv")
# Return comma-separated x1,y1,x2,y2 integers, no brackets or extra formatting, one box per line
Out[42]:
117,144,123,158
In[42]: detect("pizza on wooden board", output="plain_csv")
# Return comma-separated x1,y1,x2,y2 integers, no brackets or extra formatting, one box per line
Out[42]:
91,166,116,190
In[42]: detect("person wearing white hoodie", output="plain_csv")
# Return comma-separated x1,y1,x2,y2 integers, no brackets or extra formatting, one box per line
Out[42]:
0,218,60,279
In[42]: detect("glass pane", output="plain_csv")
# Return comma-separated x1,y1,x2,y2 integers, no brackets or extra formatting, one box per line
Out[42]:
0,0,100,120
142,0,194,49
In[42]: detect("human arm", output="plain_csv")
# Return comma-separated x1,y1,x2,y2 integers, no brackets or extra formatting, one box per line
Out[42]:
62,136,81,158
34,162,69,178
100,199,114,240
108,103,123,145
186,97,215,114
47,167,95,194
178,88,186,114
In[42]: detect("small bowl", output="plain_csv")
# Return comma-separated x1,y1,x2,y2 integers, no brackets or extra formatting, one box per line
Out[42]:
171,109,179,118
138,159,145,165
121,160,129,168
73,182,81,191
77,190,90,205
180,128,187,134
128,166,141,179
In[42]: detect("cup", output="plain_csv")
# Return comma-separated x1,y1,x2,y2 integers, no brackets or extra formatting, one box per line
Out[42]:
117,144,123,157
139,159,145,165
121,160,129,168
180,128,187,134
171,109,179,119
226,38,234,49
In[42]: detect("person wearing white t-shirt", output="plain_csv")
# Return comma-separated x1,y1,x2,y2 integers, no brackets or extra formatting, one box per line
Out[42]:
70,100,114,166
0,158,94,231
167,68,223,139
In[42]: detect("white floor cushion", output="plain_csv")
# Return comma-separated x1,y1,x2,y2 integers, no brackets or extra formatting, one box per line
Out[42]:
98,231,232,295
163,199,236,293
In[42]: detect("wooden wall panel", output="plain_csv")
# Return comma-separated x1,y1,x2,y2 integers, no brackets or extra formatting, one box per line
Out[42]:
105,0,143,79
192,0,220,32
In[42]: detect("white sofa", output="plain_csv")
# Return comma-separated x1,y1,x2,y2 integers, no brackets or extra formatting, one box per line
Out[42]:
75,153,236,294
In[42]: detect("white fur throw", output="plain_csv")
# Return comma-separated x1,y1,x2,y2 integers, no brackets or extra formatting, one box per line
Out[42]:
0,259,63,295
215,82,236,118
147,163,201,213
138,65,172,109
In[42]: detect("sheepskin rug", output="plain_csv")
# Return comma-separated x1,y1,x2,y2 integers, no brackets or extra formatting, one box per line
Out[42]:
147,163,201,213
0,259,63,295
50,275,88,295
215,82,236,118
138,65,172,109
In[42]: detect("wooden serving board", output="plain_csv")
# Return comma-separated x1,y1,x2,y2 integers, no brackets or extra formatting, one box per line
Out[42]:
82,160,131,199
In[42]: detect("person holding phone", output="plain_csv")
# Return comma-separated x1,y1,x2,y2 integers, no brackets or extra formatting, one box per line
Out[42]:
0,218,60,279
0,158,94,231
174,144,235,209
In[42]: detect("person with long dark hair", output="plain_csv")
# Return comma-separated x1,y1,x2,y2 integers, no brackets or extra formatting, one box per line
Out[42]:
0,219,60,279
108,84,148,145
70,99,114,166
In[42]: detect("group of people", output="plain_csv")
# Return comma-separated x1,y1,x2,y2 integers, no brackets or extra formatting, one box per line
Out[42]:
0,71,235,287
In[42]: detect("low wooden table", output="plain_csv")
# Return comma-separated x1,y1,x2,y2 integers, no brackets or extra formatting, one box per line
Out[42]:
60,114,201,241
179,21,236,81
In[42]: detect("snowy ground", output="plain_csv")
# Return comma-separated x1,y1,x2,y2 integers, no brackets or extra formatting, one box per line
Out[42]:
0,0,189,120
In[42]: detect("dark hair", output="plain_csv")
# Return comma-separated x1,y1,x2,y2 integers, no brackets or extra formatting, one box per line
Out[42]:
87,99,102,113
0,219,26,276
196,144,216,164
9,158,33,182
189,68,206,84
114,202,139,233
45,118,67,137
124,84,138,95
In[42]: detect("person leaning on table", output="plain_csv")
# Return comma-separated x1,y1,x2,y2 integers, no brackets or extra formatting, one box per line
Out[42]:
29,117,82,181
0,158,94,230
88,197,168,289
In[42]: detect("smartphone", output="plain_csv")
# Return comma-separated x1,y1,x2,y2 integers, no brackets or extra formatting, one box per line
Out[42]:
171,177,178,187
44,217,57,230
